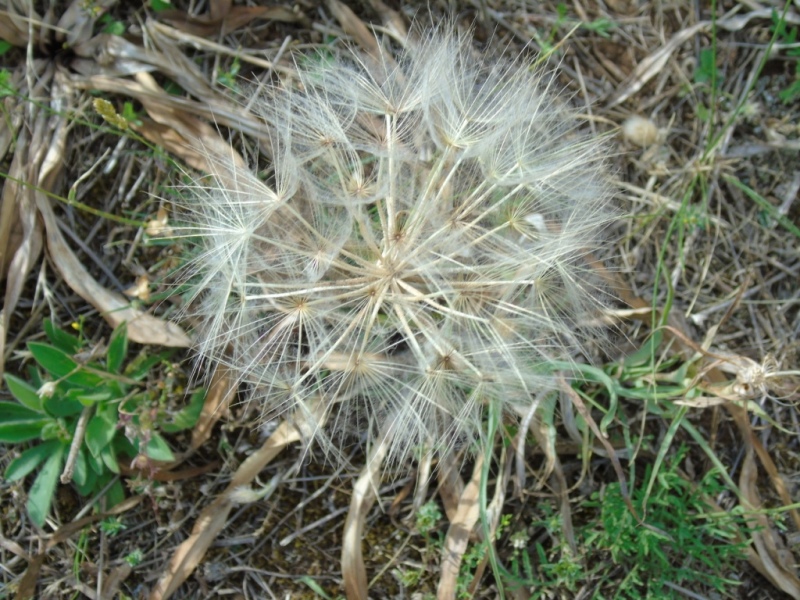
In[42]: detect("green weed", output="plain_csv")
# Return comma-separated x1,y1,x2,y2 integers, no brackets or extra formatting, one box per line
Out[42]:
1,320,204,527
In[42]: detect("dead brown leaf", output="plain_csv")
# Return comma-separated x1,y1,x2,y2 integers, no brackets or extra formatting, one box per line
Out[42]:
437,454,483,600
436,452,465,523
190,367,235,451
342,427,392,600
326,0,382,60
0,0,39,47
158,4,305,38
55,0,116,48
149,420,302,600
740,447,800,598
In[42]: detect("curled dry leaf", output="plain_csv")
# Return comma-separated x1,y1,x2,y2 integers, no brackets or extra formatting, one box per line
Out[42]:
124,275,150,301
145,207,172,237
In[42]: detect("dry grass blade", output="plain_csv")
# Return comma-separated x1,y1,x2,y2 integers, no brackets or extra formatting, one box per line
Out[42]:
608,22,706,106
157,2,305,37
149,420,302,600
325,0,382,59
32,75,190,347
342,429,392,599
437,455,483,600
466,447,511,596
364,0,406,40
0,128,43,378
559,379,637,519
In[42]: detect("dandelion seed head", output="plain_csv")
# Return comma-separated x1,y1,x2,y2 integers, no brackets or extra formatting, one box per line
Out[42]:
179,25,615,467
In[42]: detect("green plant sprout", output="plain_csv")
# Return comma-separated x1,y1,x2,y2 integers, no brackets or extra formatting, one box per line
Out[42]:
771,8,800,103
495,448,749,599
1,319,204,527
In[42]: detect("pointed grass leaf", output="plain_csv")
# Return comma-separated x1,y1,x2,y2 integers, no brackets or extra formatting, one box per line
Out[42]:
27,443,66,527
145,432,175,462
0,402,50,442
28,342,104,388
43,319,81,354
5,440,62,482
3,373,44,413
107,323,128,374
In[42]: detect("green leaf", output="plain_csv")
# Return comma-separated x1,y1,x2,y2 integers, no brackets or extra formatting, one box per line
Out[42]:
3,373,44,413
145,433,175,462
0,402,50,442
161,388,205,432
0,40,12,55
124,351,171,380
74,463,97,496
66,386,115,407
27,444,65,527
107,323,128,373
100,444,120,474
87,449,105,476
150,0,172,12
43,394,84,418
73,447,88,486
5,440,62,482
85,413,117,458
28,342,104,388
43,319,81,354
99,14,126,36
0,68,15,98
105,479,126,508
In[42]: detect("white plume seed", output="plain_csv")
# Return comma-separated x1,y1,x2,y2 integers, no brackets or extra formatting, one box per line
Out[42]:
178,27,615,466
622,115,659,148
